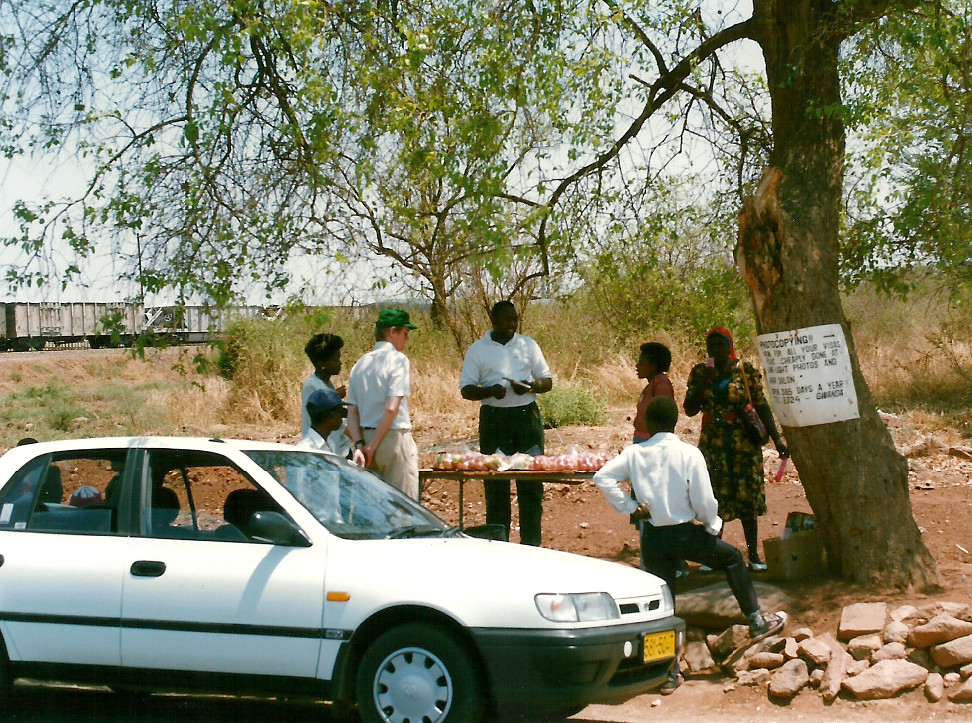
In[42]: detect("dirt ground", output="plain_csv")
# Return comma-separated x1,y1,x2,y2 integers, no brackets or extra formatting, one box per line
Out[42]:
415,407,972,722
3,348,972,721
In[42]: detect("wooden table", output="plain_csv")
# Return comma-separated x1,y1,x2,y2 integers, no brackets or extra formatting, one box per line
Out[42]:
418,469,596,530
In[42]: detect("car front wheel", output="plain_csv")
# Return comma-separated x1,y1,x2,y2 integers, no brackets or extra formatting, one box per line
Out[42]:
356,623,483,723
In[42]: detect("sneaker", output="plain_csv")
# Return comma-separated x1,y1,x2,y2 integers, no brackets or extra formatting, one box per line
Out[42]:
697,564,713,573
659,671,683,695
749,556,768,572
749,611,787,643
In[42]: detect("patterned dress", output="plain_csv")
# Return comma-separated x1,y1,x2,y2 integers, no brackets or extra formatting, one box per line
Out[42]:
685,359,768,521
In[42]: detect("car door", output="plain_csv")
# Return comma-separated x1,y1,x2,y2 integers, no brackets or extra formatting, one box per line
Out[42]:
0,449,130,667
119,447,327,678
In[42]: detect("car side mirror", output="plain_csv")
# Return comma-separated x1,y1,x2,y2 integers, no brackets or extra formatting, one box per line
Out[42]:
249,511,311,547
463,523,508,541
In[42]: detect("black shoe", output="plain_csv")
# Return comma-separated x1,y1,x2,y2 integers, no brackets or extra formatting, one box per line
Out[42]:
748,555,767,572
749,611,787,643
659,671,683,695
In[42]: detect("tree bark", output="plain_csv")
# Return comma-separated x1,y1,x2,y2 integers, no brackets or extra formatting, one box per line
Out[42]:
738,0,939,589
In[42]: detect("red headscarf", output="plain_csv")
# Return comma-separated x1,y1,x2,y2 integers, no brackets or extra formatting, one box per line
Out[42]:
706,327,737,360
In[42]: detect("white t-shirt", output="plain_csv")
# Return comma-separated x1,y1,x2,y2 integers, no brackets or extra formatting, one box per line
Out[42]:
301,374,352,458
593,432,723,536
297,428,335,454
459,332,552,408
346,341,412,430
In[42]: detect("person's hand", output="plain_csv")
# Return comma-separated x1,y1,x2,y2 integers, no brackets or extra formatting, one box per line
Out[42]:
350,448,366,467
362,443,377,468
490,384,506,400
335,384,347,398
511,379,532,395
776,440,790,459
629,503,650,522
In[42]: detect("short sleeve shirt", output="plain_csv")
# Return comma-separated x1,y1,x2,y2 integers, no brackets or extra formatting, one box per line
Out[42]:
301,374,352,458
459,332,552,408
347,342,412,429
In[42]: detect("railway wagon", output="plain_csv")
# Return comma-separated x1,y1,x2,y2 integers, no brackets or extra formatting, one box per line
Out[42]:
1,302,144,350
1,302,270,350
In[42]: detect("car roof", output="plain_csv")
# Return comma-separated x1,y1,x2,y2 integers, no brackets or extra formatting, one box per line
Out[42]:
2,436,301,458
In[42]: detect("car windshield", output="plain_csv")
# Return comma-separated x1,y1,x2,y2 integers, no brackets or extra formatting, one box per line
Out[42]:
245,450,452,541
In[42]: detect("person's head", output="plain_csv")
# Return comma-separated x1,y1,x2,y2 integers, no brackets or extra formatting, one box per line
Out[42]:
375,309,416,351
637,342,672,379
706,327,736,365
306,387,348,437
643,396,679,435
489,300,518,343
304,333,344,378
16,437,38,446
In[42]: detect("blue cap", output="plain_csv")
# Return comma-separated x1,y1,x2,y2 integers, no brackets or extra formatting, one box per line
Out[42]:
306,388,346,418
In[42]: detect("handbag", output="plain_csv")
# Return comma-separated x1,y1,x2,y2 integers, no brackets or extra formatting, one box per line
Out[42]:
740,365,770,446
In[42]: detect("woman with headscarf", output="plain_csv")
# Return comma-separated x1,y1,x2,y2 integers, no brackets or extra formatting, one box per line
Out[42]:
683,327,789,571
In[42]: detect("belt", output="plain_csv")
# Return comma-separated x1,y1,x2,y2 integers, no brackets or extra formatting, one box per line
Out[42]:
702,411,738,424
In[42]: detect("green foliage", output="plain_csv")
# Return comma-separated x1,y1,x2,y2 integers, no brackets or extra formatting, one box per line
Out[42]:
2,382,90,435
537,383,606,429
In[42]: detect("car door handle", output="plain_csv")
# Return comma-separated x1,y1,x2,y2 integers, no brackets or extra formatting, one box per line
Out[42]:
130,560,166,577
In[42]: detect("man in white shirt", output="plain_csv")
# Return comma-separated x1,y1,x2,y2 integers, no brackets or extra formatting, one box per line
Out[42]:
460,301,552,545
594,397,786,665
299,388,349,454
346,309,420,500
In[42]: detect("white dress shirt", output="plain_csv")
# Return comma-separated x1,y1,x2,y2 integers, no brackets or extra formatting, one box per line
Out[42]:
459,332,552,408
346,341,412,430
593,432,723,536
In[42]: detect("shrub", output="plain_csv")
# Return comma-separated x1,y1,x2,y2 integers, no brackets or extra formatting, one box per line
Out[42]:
538,383,606,428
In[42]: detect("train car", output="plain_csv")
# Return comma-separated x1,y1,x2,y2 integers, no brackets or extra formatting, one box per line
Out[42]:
1,302,144,351
1,302,271,351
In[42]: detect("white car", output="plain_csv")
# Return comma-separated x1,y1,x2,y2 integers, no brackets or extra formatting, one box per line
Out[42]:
0,437,684,722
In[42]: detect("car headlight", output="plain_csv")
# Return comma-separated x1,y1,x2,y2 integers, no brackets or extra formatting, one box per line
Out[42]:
660,583,674,615
535,592,620,622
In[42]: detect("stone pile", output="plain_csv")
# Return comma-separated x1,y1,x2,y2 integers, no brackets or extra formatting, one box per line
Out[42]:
681,600,972,703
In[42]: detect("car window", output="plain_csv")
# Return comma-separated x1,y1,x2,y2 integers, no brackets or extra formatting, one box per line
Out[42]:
142,449,290,543
246,450,451,541
0,451,124,535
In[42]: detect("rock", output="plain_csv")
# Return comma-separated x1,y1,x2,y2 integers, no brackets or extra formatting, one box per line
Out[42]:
748,652,785,670
820,650,852,703
841,659,928,700
798,637,832,666
707,625,751,662
810,668,824,688
847,633,883,661
925,672,945,702
736,668,771,687
931,634,972,668
908,614,972,648
768,659,809,699
960,661,972,680
676,581,791,629
950,445,972,460
945,672,962,687
948,677,972,702
871,642,908,663
847,659,870,676
909,647,936,671
839,602,888,641
782,637,800,660
791,627,813,642
890,604,922,623
937,601,972,619
883,620,910,645
682,640,716,673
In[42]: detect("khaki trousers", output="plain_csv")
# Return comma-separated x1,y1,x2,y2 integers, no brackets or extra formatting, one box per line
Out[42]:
363,428,420,501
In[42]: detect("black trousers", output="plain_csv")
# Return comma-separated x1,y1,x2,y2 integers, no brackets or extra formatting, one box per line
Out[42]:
640,521,759,616
479,402,545,546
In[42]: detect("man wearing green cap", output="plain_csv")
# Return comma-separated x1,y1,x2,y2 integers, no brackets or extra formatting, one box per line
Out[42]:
346,308,420,499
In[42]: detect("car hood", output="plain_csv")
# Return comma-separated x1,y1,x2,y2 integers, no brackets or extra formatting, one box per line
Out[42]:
323,535,670,629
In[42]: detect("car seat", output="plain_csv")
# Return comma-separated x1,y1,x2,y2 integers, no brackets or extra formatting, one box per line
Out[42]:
223,489,275,539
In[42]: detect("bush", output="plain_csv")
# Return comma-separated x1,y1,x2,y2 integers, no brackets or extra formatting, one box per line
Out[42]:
538,383,606,428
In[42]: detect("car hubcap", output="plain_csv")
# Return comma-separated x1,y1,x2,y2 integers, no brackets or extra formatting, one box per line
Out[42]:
374,647,453,723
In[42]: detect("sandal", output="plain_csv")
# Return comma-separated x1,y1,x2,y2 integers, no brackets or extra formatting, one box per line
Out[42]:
659,671,683,695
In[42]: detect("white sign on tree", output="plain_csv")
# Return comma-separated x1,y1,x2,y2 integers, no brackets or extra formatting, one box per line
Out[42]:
756,324,860,427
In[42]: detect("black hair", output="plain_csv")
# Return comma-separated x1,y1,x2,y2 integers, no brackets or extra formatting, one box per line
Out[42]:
643,396,678,433
490,300,516,318
304,333,343,364
639,342,672,373
16,437,39,446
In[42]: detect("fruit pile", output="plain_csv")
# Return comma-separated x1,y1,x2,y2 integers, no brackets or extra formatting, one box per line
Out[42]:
432,450,614,472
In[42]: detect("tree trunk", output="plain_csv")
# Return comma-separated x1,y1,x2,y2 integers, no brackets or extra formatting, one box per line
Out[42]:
738,1,939,589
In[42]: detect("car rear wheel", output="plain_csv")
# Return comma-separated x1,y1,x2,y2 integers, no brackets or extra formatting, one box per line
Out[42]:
356,623,483,723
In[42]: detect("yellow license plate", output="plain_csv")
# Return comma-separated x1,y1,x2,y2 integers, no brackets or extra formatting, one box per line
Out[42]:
642,630,676,663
